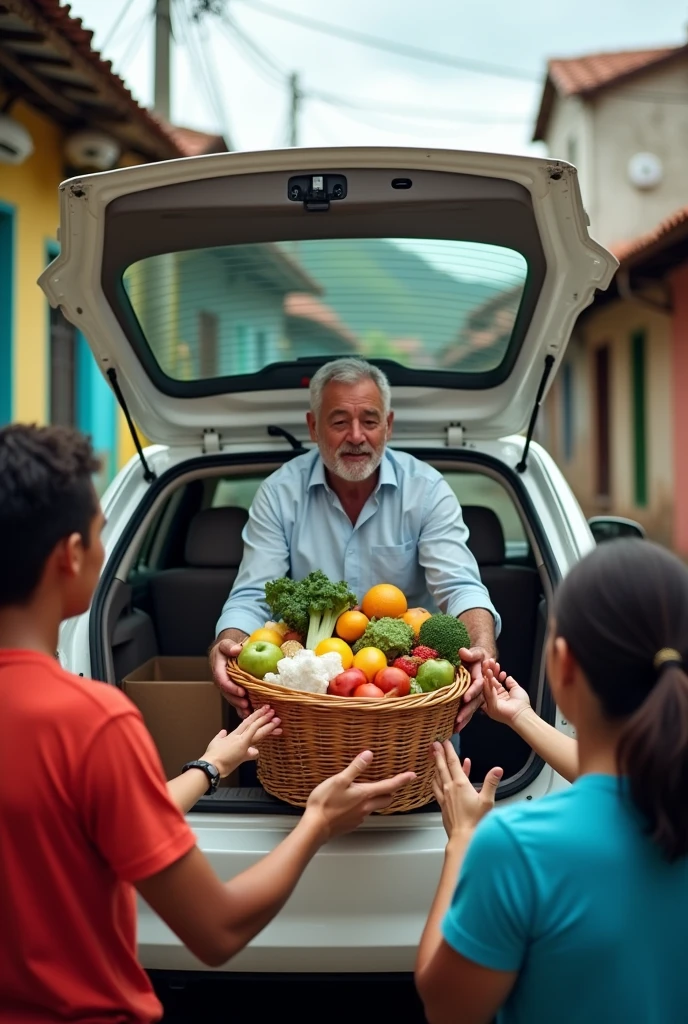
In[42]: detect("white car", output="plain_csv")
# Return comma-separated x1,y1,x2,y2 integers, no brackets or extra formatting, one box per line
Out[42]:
41,147,622,985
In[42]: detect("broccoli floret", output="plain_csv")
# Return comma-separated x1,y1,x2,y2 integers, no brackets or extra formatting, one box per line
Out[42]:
417,614,471,668
264,571,357,650
353,617,415,661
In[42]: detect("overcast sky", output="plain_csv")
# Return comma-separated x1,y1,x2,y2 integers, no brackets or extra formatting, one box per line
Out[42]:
66,0,688,157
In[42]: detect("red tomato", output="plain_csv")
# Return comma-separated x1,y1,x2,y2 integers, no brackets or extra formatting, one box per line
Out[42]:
374,666,411,697
353,682,385,699
327,668,368,697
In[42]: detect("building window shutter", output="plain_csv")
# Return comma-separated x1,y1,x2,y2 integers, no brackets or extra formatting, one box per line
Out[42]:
631,329,647,507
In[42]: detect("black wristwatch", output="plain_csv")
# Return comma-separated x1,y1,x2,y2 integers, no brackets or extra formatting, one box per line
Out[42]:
181,759,220,796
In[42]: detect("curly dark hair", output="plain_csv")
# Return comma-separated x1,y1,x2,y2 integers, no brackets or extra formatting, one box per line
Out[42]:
0,424,101,606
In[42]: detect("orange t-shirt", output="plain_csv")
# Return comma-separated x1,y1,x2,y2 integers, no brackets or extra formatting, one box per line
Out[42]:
0,650,197,1023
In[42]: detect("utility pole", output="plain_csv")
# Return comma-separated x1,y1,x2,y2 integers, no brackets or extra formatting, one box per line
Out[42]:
154,0,172,121
289,72,301,147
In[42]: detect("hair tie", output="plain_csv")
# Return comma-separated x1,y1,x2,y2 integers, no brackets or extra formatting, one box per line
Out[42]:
653,648,683,674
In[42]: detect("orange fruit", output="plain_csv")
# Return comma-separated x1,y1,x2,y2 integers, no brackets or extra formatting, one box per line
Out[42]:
249,627,285,647
361,584,408,620
315,637,354,669
402,607,432,638
353,646,388,682
336,609,370,643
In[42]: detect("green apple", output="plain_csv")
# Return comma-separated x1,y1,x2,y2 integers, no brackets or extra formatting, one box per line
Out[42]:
416,658,456,692
238,640,284,680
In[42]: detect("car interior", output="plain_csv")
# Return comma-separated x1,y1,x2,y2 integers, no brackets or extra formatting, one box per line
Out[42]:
101,459,550,813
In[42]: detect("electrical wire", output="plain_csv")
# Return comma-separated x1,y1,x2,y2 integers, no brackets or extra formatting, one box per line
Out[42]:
310,88,532,125
100,0,141,54
116,5,156,77
175,0,232,137
221,17,533,127
234,0,539,82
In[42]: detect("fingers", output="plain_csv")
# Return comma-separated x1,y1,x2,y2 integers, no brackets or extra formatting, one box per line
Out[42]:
503,674,520,692
218,639,244,657
455,692,484,730
441,739,465,782
432,777,443,805
358,770,416,799
462,676,484,705
460,754,472,779
252,720,283,742
479,766,503,808
432,741,453,788
459,646,487,664
338,750,374,783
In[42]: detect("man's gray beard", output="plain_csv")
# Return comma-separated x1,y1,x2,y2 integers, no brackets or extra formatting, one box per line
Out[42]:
322,445,384,482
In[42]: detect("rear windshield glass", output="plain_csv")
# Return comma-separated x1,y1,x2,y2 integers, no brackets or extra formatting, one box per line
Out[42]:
122,238,527,382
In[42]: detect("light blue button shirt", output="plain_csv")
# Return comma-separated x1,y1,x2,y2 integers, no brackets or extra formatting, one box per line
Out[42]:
216,448,500,638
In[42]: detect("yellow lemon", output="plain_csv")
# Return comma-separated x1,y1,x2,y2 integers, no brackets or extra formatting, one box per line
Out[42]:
250,627,286,647
315,637,354,669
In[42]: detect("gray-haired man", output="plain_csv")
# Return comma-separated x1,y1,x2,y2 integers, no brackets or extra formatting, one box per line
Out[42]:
209,357,499,730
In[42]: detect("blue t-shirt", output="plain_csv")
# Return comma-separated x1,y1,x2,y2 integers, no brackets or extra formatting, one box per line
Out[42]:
442,774,688,1024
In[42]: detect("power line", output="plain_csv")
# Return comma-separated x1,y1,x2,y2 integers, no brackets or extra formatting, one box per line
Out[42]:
116,6,156,77
176,0,231,136
234,0,539,82
310,89,531,125
100,0,141,54
220,18,532,128
220,12,288,85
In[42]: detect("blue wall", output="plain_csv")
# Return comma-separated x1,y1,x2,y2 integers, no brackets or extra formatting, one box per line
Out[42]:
47,242,117,485
0,203,15,424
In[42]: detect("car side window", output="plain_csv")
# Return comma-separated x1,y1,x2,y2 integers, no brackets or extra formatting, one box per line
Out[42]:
442,471,530,560
210,476,266,510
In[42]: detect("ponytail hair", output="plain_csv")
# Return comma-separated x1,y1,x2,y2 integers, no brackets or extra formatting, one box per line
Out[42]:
554,539,688,861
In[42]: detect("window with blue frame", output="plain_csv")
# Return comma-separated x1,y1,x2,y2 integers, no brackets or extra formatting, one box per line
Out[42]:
0,203,14,425
46,243,117,488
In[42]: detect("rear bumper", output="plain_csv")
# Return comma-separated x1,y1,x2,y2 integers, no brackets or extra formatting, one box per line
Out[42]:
138,812,447,974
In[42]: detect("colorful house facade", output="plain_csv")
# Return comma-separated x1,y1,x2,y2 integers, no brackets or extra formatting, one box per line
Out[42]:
540,206,688,553
0,0,226,488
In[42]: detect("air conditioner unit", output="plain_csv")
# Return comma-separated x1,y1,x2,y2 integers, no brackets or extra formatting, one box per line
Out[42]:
64,131,121,172
0,114,34,165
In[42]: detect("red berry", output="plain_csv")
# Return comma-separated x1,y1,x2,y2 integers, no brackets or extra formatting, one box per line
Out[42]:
393,656,419,678
412,645,438,663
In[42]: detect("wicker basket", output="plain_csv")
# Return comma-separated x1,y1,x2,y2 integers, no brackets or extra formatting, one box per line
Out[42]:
226,659,471,813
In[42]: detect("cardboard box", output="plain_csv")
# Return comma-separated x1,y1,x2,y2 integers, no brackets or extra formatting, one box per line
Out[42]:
123,657,238,786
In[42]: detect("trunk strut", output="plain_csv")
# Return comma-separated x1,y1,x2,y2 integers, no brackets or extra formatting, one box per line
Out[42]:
268,424,306,452
516,354,555,474
106,368,156,483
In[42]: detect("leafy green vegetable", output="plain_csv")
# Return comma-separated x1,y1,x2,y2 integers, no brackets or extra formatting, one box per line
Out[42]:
264,571,357,650
352,617,415,660
418,614,471,668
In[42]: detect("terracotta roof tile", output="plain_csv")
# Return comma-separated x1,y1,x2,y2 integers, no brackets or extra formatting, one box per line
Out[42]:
166,125,228,157
24,0,183,158
611,205,688,265
533,43,688,141
548,47,677,96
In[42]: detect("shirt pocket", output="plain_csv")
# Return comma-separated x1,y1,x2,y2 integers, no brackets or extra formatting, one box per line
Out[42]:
368,539,418,595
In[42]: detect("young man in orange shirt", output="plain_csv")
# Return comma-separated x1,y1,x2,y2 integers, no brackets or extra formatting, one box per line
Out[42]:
0,424,414,1024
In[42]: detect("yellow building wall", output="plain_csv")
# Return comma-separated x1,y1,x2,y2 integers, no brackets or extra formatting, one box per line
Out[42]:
0,97,149,474
0,99,62,423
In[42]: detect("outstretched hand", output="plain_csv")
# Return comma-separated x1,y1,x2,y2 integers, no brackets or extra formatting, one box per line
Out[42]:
305,751,416,841
202,706,282,778
431,740,502,840
483,658,531,726
454,647,489,732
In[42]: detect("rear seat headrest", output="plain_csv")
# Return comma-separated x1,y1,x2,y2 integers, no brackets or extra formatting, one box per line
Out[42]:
185,506,249,568
462,506,506,566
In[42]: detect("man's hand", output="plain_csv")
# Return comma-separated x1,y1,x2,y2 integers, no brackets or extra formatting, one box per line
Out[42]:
209,632,250,718
303,751,416,842
431,741,503,841
202,707,282,778
483,659,531,726
454,646,489,732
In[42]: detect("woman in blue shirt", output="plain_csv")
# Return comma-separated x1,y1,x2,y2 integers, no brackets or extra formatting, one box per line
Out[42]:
415,538,688,1024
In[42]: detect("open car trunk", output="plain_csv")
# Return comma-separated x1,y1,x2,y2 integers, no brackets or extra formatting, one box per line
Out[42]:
91,447,554,814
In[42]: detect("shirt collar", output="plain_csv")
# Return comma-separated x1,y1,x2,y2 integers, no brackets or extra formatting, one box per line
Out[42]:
307,449,398,492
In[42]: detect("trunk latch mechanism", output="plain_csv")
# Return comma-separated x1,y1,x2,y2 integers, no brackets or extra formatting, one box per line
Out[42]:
288,173,347,212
